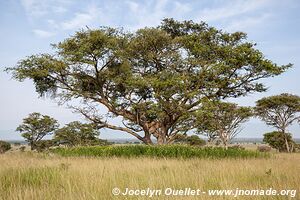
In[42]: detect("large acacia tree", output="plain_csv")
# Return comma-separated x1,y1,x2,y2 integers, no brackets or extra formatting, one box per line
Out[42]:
7,19,291,144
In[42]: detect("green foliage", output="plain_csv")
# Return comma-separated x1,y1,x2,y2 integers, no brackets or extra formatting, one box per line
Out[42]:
35,140,56,152
16,113,59,150
195,101,252,147
263,131,295,152
54,121,110,146
7,19,291,144
255,93,300,132
174,135,206,146
185,135,206,146
0,141,11,154
52,145,268,159
256,94,300,153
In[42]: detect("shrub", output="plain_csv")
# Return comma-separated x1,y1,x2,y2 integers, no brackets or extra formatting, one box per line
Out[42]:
257,145,272,152
35,140,56,152
174,135,206,146
0,141,11,153
263,131,295,152
294,143,300,152
51,145,268,159
185,135,206,146
19,146,26,152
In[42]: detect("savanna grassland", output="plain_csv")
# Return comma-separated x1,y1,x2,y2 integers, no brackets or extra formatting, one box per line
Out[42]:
0,151,299,200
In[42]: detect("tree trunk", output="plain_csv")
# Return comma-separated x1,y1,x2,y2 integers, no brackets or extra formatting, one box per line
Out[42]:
30,141,36,150
284,135,290,153
142,134,153,145
283,130,290,153
223,141,228,150
219,130,228,150
157,134,166,145
157,125,169,145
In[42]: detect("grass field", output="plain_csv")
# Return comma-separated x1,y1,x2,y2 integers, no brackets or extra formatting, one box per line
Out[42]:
0,152,299,200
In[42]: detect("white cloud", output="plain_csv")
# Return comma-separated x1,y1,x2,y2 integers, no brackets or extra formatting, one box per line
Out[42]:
125,0,191,30
225,13,271,32
21,0,47,17
20,0,69,17
47,19,60,29
24,0,274,39
33,29,55,38
52,6,67,14
60,5,100,30
199,0,271,22
126,1,139,13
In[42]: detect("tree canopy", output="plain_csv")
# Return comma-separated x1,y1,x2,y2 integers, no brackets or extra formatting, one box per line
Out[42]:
255,93,300,132
16,113,59,150
7,19,291,144
255,93,300,152
195,101,252,148
54,121,109,146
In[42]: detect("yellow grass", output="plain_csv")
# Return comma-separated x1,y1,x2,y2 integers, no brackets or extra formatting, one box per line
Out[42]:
0,152,299,200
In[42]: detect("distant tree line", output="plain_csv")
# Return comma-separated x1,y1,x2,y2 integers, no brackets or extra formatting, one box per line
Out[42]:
13,92,300,152
15,112,111,151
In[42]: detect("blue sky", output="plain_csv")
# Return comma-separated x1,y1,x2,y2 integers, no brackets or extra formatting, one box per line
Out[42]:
0,0,300,140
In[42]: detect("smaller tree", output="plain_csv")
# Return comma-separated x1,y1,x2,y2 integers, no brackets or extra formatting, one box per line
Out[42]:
255,93,300,152
54,121,109,146
263,131,295,152
16,113,59,150
195,101,252,149
0,141,11,153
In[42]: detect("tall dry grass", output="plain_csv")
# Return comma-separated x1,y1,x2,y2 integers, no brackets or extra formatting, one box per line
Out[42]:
0,152,299,200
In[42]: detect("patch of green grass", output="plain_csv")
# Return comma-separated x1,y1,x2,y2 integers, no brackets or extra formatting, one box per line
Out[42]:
0,167,62,191
51,145,269,159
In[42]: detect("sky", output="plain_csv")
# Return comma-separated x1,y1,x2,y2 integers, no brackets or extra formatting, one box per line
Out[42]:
0,0,300,140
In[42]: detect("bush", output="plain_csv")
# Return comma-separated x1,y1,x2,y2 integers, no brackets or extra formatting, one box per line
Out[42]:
35,140,56,152
185,135,206,146
257,145,272,152
174,135,206,146
294,143,300,152
0,141,11,153
19,146,26,152
263,131,295,152
51,145,269,159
